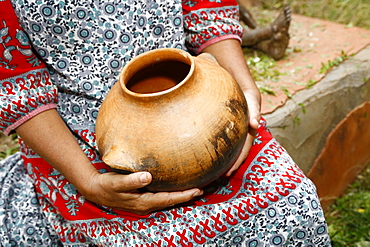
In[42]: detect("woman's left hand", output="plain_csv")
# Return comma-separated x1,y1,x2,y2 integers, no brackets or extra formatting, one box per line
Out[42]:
225,89,260,176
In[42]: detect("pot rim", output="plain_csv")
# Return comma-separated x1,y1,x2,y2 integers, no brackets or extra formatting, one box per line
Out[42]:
119,48,194,98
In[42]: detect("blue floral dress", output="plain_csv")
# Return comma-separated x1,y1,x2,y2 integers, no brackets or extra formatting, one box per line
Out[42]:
0,0,331,246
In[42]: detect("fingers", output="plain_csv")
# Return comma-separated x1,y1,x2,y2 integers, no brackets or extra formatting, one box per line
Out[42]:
225,132,255,176
131,188,203,215
101,172,153,192
247,100,260,129
224,89,260,177
243,91,261,130
94,172,203,215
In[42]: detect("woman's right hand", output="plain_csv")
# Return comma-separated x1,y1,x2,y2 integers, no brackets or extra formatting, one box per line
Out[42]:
16,109,203,216
81,171,203,215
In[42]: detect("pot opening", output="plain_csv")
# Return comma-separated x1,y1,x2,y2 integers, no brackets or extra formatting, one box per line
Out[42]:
126,60,191,94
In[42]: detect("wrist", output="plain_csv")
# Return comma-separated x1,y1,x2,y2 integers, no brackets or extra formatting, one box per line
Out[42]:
67,161,100,197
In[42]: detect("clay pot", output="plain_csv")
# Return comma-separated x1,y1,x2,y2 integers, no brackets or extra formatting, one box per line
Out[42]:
96,48,248,192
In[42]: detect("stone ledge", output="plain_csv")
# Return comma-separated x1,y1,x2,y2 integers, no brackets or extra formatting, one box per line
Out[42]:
264,44,370,174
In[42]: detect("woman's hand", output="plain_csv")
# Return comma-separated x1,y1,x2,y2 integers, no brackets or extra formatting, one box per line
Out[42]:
202,39,261,175
83,170,203,215
225,89,260,176
16,109,203,215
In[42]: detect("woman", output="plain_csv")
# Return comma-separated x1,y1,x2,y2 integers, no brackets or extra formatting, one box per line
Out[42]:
0,0,331,245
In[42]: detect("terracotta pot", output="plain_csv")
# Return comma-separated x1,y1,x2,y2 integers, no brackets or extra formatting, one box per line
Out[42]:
96,48,248,192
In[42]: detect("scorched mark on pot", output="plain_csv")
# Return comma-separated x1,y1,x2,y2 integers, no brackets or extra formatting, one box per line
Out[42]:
225,99,248,117
139,154,161,172
208,121,239,167
193,153,206,173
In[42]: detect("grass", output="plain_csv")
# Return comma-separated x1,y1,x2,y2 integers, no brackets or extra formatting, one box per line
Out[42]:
0,133,19,160
259,0,370,30
325,163,370,246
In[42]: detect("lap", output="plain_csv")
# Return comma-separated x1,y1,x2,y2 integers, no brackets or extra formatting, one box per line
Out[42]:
0,153,62,246
0,120,332,246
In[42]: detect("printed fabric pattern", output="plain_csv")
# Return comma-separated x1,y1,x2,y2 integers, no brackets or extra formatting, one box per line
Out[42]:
1,0,243,142
0,0,58,135
182,0,243,54
19,120,331,246
0,0,331,246
0,153,62,246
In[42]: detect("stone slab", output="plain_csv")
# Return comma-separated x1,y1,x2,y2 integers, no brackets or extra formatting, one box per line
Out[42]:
308,102,370,210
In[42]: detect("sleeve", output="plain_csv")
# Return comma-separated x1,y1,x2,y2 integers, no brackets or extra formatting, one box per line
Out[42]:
0,0,58,136
182,0,244,54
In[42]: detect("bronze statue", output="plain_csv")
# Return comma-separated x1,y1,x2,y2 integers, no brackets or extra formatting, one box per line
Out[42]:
239,3,291,60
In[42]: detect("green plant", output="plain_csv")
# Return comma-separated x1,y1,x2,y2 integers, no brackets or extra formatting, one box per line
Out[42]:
0,133,19,160
244,49,285,82
298,103,306,114
258,84,276,95
319,51,352,74
280,86,292,98
292,115,301,126
258,0,370,30
325,163,370,246
306,79,318,89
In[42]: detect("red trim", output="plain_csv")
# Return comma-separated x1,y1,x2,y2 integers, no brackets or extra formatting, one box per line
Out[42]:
195,35,242,54
182,0,239,13
4,104,58,135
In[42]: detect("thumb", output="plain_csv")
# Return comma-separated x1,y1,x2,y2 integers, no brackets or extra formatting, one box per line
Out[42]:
108,172,153,192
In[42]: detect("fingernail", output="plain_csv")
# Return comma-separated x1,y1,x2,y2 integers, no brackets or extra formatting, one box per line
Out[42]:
193,190,203,197
140,172,150,183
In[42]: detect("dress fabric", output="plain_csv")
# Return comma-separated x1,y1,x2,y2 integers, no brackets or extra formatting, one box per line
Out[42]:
1,121,331,246
0,0,331,246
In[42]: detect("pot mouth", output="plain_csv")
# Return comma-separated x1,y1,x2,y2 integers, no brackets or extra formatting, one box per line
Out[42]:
119,48,194,97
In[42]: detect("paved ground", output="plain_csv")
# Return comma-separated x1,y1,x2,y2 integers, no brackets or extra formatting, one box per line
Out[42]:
260,14,370,114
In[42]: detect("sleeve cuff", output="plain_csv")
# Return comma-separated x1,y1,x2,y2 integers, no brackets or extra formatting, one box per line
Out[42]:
194,35,242,55
3,104,58,136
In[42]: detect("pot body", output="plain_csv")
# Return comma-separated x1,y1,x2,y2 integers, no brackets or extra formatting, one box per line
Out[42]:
96,48,248,192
